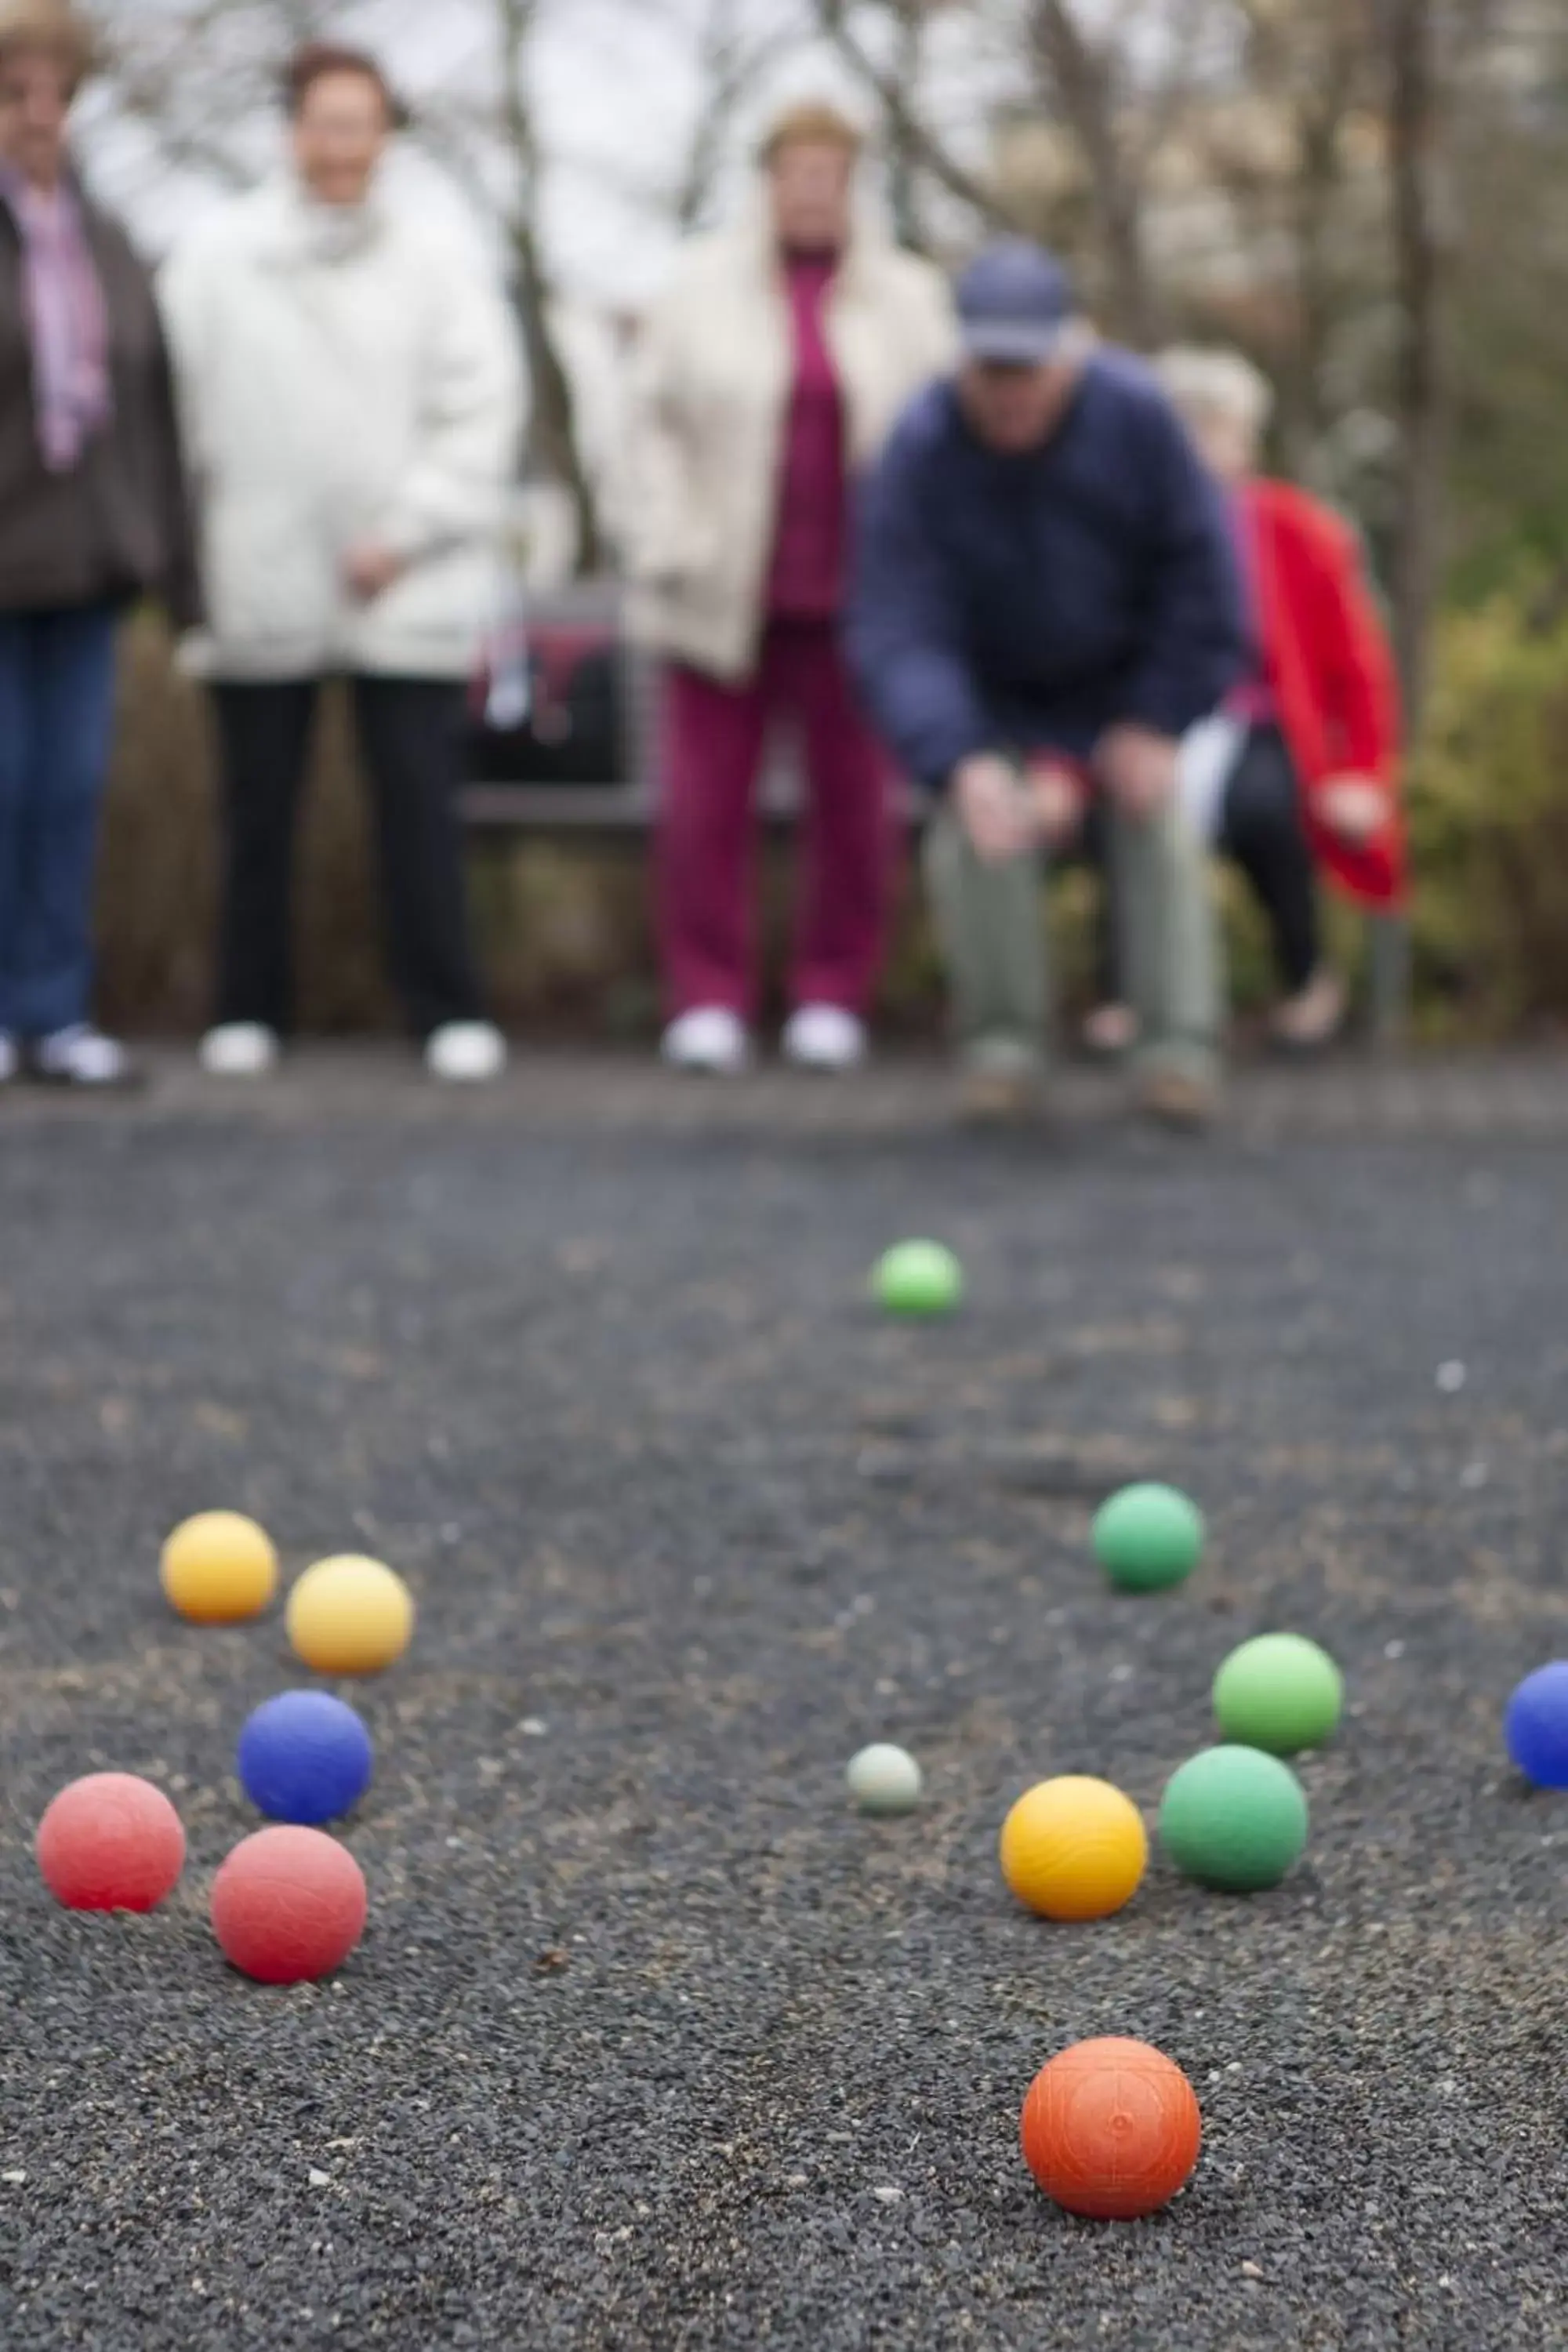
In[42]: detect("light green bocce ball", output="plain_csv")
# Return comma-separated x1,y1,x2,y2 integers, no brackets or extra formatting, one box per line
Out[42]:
873,1241,964,1319
1213,1633,1344,1755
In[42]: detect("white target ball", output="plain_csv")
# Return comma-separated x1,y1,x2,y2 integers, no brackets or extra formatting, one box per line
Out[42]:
847,1743,924,1816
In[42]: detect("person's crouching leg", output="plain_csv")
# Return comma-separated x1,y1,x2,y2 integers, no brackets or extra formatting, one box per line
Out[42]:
922,803,1051,1123
1110,797,1225,1130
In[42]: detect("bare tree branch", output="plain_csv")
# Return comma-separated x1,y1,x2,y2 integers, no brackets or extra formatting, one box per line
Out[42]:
1028,0,1157,343
883,0,928,251
673,0,804,231
815,0,1027,233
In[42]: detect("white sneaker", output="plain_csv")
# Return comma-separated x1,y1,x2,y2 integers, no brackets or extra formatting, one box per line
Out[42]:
426,1020,507,1084
33,1024,141,1089
782,1004,868,1074
661,1007,751,1076
0,1031,16,1086
200,1022,281,1079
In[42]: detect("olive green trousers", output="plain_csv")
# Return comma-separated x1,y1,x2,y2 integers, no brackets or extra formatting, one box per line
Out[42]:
923,797,1223,1083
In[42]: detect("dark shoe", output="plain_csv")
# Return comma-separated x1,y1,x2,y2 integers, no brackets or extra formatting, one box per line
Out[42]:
1135,1064,1221,1131
959,1038,1045,1126
1269,968,1347,1057
1081,1002,1140,1061
29,1025,144,1091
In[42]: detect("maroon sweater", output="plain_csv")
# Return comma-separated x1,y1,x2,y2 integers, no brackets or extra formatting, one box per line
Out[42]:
765,252,848,622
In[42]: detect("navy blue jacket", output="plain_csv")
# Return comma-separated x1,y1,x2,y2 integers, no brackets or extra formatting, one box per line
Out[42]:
848,354,1246,792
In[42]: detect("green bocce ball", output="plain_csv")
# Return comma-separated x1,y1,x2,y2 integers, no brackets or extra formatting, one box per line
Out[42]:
873,1240,963,1319
1092,1483,1204,1593
1213,1633,1343,1756
1158,1745,1309,1893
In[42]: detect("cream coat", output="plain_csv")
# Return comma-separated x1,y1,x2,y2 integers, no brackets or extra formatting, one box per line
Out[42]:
160,178,524,682
624,203,956,683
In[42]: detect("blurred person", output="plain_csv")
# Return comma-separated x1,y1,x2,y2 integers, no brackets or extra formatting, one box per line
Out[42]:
626,96,955,1076
0,0,197,1090
162,42,523,1083
848,241,1243,1126
1083,347,1405,1056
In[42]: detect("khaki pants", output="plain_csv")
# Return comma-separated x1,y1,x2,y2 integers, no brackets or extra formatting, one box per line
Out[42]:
924,795,1222,1084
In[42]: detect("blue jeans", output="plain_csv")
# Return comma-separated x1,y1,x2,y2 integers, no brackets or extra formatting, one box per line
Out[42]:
0,604,119,1038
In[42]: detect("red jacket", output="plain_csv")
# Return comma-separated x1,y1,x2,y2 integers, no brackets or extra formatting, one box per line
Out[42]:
1244,478,1406,908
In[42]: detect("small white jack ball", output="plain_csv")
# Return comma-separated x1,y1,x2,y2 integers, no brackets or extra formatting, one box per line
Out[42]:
847,1744,924,1816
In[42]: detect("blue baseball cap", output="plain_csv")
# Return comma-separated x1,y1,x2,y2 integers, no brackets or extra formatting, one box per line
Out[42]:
956,240,1076,365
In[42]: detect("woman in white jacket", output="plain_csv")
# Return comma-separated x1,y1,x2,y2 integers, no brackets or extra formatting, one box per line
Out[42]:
626,98,956,1076
161,43,524,1081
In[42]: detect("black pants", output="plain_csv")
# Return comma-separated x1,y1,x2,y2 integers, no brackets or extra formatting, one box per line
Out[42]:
212,676,485,1039
1094,724,1320,1000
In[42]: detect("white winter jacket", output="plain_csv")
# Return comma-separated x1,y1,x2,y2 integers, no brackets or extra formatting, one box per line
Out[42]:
160,177,524,681
624,201,956,684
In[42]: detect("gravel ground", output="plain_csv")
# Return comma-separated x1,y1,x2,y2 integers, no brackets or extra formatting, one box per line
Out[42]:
3,1051,1568,2351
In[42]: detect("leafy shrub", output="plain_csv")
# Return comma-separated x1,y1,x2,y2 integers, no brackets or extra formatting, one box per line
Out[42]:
1406,601,1568,1036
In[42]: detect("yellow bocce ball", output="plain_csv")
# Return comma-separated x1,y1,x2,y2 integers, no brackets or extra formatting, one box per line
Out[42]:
1000,1775,1149,1922
286,1555,415,1675
160,1512,278,1624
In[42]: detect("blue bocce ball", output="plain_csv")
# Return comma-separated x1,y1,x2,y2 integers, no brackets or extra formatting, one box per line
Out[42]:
1504,1661,1568,1790
237,1690,374,1825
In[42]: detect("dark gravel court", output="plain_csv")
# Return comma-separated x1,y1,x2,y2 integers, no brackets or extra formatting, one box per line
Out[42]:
3,1053,1567,2352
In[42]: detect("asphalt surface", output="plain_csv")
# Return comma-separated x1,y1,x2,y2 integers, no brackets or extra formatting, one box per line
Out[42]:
4,1051,1568,2350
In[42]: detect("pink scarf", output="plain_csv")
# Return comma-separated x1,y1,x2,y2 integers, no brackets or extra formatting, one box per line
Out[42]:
1,169,111,473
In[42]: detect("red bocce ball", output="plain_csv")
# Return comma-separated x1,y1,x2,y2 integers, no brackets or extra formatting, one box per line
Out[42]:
1021,2036,1203,2220
36,1773,187,1912
210,1825,368,1984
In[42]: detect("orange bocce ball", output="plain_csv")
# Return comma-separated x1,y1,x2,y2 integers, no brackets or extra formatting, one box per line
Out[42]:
1022,2037,1202,2220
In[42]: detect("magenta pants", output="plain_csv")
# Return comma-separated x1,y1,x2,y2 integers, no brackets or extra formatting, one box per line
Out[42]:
656,619,893,1022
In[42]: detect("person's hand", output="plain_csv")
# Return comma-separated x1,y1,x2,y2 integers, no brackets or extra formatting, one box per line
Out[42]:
343,543,408,603
1319,775,1388,845
1097,724,1178,818
1023,757,1087,851
953,753,1033,865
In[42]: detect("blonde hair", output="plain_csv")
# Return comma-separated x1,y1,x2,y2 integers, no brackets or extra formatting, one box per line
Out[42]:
758,100,866,169
0,1,94,94
1156,346,1276,442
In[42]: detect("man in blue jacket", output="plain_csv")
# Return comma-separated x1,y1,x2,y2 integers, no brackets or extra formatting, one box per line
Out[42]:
848,240,1244,1123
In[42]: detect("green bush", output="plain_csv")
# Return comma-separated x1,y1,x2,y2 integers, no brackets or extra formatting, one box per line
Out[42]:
1406,601,1568,1036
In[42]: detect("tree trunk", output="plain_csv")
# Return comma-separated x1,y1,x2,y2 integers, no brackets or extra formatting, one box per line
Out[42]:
1032,1,1158,347
1384,0,1447,725
497,0,601,576
509,217,602,578
1282,31,1356,476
